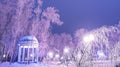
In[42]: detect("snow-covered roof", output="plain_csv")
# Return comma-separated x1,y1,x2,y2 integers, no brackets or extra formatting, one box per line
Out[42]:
18,36,39,46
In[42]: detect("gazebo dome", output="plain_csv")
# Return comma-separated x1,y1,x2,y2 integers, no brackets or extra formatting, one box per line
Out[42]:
18,36,39,46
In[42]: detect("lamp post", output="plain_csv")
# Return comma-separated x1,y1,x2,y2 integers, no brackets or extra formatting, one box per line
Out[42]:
63,47,70,67
82,33,95,66
47,51,54,59
55,54,60,59
83,34,95,50
55,54,60,62
64,47,70,54
83,34,95,43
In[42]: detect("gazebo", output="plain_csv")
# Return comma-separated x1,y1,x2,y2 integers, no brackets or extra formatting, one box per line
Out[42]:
17,36,39,63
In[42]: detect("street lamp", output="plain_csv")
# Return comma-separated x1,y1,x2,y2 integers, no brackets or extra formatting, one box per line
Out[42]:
55,54,60,59
48,51,54,59
83,34,95,49
82,33,95,65
63,47,70,67
83,34,95,43
64,47,70,54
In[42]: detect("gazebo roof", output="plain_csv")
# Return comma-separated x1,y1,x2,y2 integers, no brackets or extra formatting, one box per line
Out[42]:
18,36,39,46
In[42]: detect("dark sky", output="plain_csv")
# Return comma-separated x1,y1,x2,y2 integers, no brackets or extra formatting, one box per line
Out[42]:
43,0,120,34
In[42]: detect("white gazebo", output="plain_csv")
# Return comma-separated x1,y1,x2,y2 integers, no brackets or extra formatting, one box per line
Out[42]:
18,36,39,63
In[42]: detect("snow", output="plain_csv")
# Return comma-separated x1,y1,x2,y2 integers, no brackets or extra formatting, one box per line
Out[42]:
0,61,119,67
0,61,77,67
92,60,116,67
0,62,48,67
18,36,39,45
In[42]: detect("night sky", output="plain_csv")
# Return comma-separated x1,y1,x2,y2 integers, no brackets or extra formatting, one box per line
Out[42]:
43,0,120,34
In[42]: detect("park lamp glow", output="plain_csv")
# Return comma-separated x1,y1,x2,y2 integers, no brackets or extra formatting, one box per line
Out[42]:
64,47,70,54
83,34,95,43
48,51,54,59
97,50,105,57
55,54,60,59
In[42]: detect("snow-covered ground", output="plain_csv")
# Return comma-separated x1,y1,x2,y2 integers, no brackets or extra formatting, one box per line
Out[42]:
0,62,48,67
0,62,76,67
0,60,119,67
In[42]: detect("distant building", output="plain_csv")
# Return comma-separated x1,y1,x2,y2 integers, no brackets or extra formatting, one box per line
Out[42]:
17,36,39,63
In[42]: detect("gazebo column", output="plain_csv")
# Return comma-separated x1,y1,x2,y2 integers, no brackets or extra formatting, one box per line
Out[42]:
18,46,21,62
36,48,38,63
32,47,34,62
27,46,30,63
22,47,25,62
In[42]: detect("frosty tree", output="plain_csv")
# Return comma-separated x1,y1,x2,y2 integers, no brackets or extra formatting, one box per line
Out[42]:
0,0,63,62
72,23,120,67
73,29,93,67
91,25,120,61
47,33,74,63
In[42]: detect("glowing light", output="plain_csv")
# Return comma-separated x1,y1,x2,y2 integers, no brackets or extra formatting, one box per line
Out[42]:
60,56,63,60
97,50,105,57
3,54,6,58
30,54,33,57
64,47,69,53
48,52,54,58
55,54,60,59
83,34,95,43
